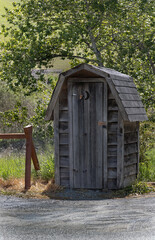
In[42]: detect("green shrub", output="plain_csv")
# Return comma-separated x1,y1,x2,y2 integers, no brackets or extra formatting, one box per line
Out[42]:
139,148,155,181
32,151,55,182
131,181,153,194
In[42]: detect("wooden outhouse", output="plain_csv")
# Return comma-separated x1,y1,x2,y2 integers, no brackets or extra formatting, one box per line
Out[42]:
45,64,148,190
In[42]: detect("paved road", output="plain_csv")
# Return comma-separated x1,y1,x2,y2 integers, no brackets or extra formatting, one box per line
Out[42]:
0,194,155,240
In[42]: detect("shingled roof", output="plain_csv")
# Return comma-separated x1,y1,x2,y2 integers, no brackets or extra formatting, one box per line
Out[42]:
45,63,148,122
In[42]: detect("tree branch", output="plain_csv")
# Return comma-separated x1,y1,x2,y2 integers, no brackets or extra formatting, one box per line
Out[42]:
84,0,103,66
43,53,97,64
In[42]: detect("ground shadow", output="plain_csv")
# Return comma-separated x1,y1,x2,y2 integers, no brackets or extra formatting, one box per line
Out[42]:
42,184,133,200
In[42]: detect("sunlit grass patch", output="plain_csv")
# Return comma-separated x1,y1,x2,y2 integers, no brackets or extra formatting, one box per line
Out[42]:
0,150,55,181
0,154,25,179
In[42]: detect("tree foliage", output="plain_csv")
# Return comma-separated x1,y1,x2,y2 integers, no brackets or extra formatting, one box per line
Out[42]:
0,0,154,107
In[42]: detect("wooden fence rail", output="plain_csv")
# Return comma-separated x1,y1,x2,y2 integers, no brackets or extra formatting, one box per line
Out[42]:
0,125,40,190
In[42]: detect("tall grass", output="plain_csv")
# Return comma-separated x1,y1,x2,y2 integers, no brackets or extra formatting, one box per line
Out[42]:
0,154,25,180
0,151,55,181
139,148,155,182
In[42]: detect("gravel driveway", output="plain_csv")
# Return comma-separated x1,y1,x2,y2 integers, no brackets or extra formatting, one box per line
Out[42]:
0,194,155,240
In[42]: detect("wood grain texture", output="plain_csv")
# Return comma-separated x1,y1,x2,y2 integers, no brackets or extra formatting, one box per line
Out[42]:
0,133,25,139
128,114,148,121
54,100,60,185
124,174,137,187
103,82,108,189
112,79,135,87
116,86,137,94
68,77,105,83
124,164,137,177
117,111,124,189
136,122,140,176
119,93,141,101
68,82,73,188
122,100,144,108
125,108,146,115
95,83,103,189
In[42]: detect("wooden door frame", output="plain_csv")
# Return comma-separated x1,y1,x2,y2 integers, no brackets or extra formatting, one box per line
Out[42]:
68,78,108,189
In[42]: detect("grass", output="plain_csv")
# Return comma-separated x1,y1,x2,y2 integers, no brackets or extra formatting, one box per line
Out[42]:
0,150,55,181
139,148,155,182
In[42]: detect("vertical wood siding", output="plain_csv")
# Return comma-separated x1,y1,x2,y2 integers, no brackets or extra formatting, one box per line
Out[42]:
58,83,70,187
123,122,139,187
107,87,118,189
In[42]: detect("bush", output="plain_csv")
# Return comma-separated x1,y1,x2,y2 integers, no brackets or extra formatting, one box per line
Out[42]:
131,181,153,194
139,148,155,181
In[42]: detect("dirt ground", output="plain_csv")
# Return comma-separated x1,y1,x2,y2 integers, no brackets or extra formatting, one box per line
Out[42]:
0,178,155,200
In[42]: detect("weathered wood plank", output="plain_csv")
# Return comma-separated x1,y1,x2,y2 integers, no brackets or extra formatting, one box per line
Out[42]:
78,83,85,188
60,156,69,167
59,122,68,133
111,75,132,81
124,122,137,132
122,100,144,108
59,110,68,121
108,106,118,111
128,114,148,121
103,81,108,189
108,161,117,168
84,83,91,189
60,167,69,173
90,83,96,188
124,153,138,166
72,83,80,188
107,179,117,189
117,110,124,189
54,99,60,185
68,82,73,188
108,134,117,143
108,168,117,178
95,83,103,189
59,145,69,156
108,99,118,107
124,134,138,144
108,111,118,122
107,146,117,156
124,174,136,187
136,122,140,176
108,123,118,133
106,80,129,120
108,91,115,99
59,134,69,144
125,108,146,115
116,86,137,94
119,94,141,101
60,179,70,187
68,77,105,83
60,172,70,178
112,79,135,87
124,142,138,155
124,164,137,177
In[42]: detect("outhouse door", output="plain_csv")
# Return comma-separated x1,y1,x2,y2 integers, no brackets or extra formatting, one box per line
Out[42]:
68,81,104,189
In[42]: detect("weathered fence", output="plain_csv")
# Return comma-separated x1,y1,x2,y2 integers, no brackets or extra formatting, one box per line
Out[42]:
0,125,40,190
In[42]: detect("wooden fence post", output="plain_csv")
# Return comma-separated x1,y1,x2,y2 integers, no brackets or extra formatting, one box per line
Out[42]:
24,125,32,190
